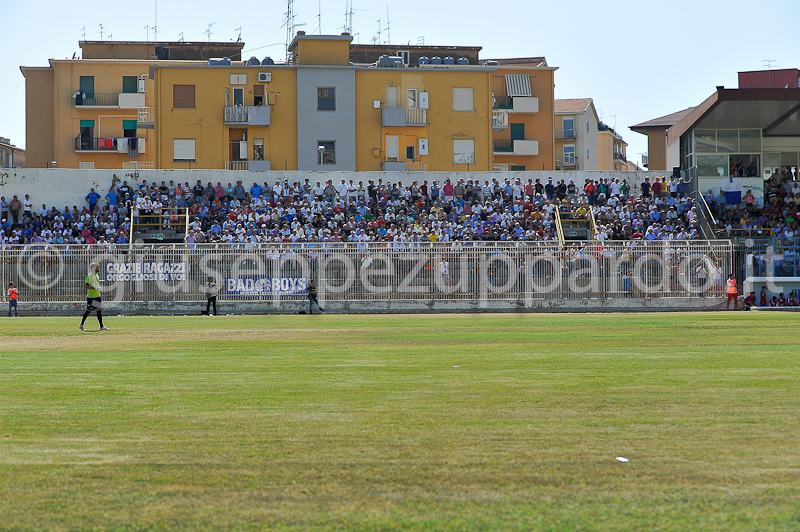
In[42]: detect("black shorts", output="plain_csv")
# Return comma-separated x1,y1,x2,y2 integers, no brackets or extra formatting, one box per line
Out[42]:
87,297,102,310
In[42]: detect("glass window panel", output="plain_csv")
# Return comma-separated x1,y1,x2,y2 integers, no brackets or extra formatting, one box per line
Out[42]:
694,130,716,153
716,130,738,153
697,154,727,177
739,129,761,152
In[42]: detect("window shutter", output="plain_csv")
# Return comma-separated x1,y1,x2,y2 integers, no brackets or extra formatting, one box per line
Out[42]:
173,85,196,108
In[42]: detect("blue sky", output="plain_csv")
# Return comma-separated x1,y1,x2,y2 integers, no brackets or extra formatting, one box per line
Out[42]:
2,0,799,167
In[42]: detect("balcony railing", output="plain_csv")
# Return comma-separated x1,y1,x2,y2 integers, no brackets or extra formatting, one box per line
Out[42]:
493,96,513,110
555,128,577,140
492,109,509,130
75,137,145,153
224,106,271,126
225,161,249,171
405,161,427,172
381,107,427,127
493,139,513,152
74,93,119,107
138,107,155,123
642,154,649,167
613,152,627,161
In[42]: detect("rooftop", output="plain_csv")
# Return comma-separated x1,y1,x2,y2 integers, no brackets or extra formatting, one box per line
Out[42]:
630,107,695,131
555,98,593,114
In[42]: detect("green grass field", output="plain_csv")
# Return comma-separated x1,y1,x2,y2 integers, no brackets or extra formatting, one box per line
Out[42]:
1,313,799,531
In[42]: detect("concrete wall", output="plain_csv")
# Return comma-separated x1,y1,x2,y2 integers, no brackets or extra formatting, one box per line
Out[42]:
0,168,677,212
16,297,728,316
296,67,357,171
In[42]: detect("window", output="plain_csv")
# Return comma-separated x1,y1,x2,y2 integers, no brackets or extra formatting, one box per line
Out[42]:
229,73,247,85
318,87,336,110
453,88,474,111
386,136,399,161
563,145,575,165
253,85,264,106
122,76,138,94
122,120,137,139
406,145,415,161
79,76,94,97
586,147,590,160
396,50,410,65
317,141,335,165
407,89,417,109
173,85,195,109
386,86,398,108
586,119,589,134
173,138,196,162
563,118,574,135
233,87,244,107
253,139,264,161
454,139,475,164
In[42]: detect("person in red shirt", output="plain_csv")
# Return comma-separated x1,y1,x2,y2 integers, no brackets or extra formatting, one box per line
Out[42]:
778,293,788,306
726,273,738,310
760,286,768,307
769,296,779,307
7,282,18,317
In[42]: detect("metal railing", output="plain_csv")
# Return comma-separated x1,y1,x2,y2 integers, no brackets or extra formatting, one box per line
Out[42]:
0,241,736,306
613,152,626,161
75,137,119,151
493,96,513,109
492,109,509,128
225,107,249,123
493,139,513,152
555,128,577,140
405,162,427,172
405,108,426,125
130,207,189,239
75,93,119,107
225,161,249,171
138,107,155,123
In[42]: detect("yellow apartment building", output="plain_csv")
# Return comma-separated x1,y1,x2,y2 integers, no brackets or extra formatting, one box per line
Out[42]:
597,124,628,171
487,58,557,172
21,33,556,174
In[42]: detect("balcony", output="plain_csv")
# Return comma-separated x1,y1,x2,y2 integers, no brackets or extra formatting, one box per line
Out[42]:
138,107,155,129
224,106,271,126
555,128,577,140
381,107,427,127
492,110,509,132
613,152,627,162
492,96,538,113
642,154,649,168
380,160,426,171
560,158,578,169
73,92,145,109
492,139,539,156
225,161,249,170
75,137,145,154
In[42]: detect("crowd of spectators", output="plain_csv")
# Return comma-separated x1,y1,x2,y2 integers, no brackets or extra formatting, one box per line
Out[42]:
707,175,800,243
0,173,748,248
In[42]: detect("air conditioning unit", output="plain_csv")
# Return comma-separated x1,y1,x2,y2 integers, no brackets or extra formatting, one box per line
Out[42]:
258,72,271,83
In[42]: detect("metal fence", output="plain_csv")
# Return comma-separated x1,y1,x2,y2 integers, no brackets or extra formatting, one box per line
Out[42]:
1,241,736,307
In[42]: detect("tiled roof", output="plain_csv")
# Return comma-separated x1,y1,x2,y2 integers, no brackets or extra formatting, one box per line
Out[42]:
554,98,593,114
630,107,694,130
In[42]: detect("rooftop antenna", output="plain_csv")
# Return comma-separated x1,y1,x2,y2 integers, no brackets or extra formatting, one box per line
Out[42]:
179,32,185,43
82,26,86,41
385,6,390,45
99,23,104,41
235,27,242,42
283,0,307,61
763,59,778,88
316,0,322,34
342,1,365,36
376,19,381,48
154,0,158,41
144,25,151,41
204,22,216,42
417,36,424,46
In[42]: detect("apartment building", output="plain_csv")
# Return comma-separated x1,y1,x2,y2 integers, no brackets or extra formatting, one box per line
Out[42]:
554,98,599,171
21,33,557,173
597,123,628,171
0,137,25,168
